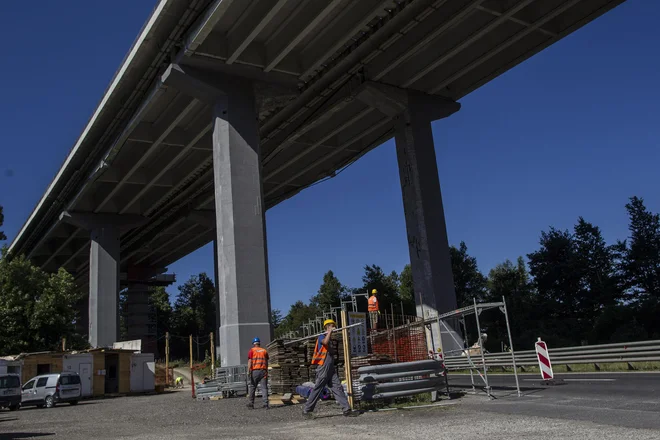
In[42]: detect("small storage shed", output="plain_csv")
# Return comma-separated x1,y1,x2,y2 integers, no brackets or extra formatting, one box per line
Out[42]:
87,348,134,396
130,353,155,393
18,352,63,383
62,353,94,397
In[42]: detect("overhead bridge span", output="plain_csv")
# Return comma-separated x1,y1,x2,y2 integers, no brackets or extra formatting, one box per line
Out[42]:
8,0,625,364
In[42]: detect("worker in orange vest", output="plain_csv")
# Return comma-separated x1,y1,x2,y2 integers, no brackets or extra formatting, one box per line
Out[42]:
368,289,380,330
302,319,358,419
247,337,269,409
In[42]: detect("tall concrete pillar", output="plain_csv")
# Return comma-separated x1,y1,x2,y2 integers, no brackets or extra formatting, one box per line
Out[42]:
89,226,120,348
125,283,157,355
393,93,463,354
212,82,272,366
160,64,275,366
60,211,145,349
213,238,221,359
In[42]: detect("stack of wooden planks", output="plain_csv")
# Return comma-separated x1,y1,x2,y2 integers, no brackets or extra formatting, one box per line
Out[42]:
267,339,308,394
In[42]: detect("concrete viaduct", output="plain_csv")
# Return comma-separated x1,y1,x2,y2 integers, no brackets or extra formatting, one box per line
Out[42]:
8,0,625,365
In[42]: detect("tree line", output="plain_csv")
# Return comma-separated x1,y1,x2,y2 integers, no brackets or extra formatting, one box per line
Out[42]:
2,196,660,356
274,196,660,351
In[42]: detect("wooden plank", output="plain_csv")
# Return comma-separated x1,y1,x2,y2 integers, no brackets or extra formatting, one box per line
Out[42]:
118,353,131,394
341,310,354,410
93,353,105,397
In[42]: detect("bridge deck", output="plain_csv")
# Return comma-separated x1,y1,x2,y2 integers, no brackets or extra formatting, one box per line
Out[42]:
10,0,625,285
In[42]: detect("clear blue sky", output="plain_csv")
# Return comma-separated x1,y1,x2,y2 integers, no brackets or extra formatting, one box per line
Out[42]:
1,1,658,314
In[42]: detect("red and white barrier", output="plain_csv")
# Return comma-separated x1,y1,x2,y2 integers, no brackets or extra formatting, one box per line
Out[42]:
535,338,554,380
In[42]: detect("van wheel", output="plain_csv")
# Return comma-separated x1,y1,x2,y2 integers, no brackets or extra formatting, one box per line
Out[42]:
69,401,78,406
45,396,55,408
8,404,20,411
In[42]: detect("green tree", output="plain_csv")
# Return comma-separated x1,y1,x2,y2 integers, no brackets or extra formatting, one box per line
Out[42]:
573,218,622,314
150,286,172,356
150,286,173,333
484,257,538,350
358,265,401,313
310,270,346,312
171,273,216,338
0,248,85,354
450,242,488,307
32,268,86,350
276,300,319,337
399,264,416,315
0,205,6,241
271,309,283,330
528,217,625,345
527,227,583,345
618,196,660,301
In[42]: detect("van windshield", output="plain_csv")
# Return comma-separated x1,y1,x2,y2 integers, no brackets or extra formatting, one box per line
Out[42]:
59,375,81,385
0,376,20,389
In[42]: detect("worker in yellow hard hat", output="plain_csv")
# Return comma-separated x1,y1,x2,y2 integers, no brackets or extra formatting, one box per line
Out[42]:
302,319,357,419
368,289,380,330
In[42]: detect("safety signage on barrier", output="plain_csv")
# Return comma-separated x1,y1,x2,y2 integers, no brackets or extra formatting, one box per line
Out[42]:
347,312,368,356
535,338,554,380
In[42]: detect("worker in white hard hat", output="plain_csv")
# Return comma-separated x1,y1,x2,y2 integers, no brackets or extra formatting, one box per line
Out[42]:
302,319,358,419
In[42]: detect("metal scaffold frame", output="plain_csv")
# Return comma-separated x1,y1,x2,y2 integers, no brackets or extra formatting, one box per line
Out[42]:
422,296,521,399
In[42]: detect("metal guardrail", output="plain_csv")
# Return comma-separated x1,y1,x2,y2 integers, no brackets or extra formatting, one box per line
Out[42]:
358,359,447,401
444,339,660,370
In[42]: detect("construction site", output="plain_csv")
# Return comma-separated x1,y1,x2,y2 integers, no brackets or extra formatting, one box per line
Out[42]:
188,293,519,409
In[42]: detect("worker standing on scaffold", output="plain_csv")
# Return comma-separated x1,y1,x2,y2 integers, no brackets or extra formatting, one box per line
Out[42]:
368,289,380,330
302,319,358,419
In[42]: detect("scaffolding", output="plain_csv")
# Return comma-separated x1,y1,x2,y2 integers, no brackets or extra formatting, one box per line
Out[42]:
421,296,521,399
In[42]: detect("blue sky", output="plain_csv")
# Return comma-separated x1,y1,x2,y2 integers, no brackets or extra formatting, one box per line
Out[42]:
1,1,658,314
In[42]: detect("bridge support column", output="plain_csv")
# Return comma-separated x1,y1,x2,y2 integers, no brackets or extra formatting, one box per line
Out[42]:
89,226,120,348
60,211,146,348
213,238,221,359
212,83,272,366
161,63,274,365
125,283,157,355
393,93,463,355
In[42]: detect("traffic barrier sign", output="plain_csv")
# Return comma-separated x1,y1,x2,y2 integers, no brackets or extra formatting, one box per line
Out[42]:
535,338,554,380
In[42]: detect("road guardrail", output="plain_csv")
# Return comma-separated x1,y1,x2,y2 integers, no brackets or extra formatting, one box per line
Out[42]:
443,339,660,371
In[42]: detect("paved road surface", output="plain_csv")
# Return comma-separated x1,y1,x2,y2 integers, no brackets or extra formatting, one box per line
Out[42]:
1,374,658,439
449,372,660,430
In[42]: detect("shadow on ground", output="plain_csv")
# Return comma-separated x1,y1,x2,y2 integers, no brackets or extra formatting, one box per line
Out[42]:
0,434,54,439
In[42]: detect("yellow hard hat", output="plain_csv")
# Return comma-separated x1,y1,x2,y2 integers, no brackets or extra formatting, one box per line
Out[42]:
372,289,378,294
323,319,336,328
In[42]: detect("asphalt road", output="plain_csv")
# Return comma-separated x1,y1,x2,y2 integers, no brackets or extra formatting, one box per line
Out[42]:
448,372,660,430
0,374,658,439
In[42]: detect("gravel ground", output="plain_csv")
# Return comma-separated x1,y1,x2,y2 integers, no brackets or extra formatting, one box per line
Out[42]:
1,390,659,440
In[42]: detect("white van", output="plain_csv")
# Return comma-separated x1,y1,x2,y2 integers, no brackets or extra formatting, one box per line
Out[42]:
21,372,82,408
0,374,21,411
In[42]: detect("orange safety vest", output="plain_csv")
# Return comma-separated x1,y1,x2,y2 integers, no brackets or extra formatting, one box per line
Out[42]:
368,296,379,312
311,338,328,366
249,347,268,370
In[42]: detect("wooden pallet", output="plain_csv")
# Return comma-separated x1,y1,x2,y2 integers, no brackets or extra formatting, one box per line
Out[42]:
268,393,306,406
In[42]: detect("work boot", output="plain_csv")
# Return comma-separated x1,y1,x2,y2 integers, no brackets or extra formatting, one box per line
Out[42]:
246,403,254,409
302,411,314,420
343,410,359,417
263,404,270,410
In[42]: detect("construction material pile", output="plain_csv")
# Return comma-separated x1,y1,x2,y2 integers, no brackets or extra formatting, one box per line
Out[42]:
267,336,347,394
267,339,306,366
267,339,309,394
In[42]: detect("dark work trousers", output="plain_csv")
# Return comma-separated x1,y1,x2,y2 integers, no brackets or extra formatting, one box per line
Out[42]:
303,355,350,414
248,369,269,407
